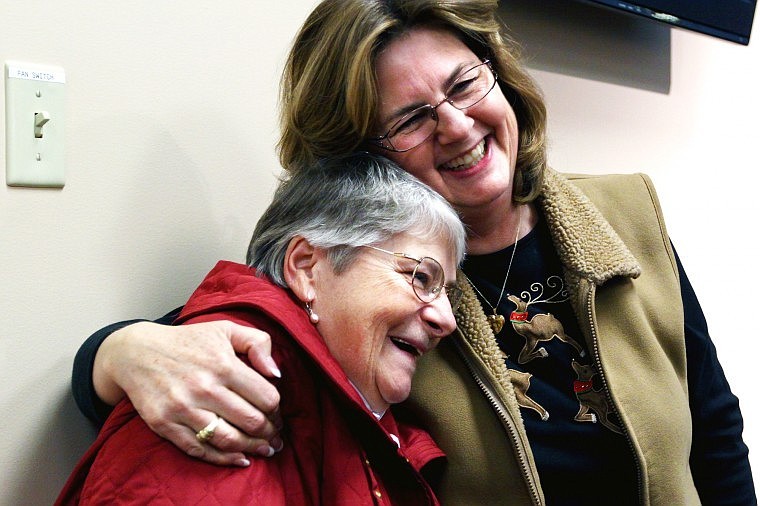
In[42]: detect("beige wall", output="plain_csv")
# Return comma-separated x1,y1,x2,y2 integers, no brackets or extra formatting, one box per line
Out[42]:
1,1,757,503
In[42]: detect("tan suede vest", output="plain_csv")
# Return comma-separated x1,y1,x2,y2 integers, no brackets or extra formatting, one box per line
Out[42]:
405,170,699,505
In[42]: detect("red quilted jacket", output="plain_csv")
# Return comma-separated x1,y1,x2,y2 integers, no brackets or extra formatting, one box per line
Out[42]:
56,261,444,505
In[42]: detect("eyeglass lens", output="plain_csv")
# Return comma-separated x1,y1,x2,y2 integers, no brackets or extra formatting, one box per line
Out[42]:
362,246,461,310
413,257,462,311
383,61,495,152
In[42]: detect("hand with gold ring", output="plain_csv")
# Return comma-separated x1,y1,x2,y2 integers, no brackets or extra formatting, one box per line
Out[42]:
92,320,284,467
196,416,224,444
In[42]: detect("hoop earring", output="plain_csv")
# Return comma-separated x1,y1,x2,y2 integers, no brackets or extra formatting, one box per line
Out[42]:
305,302,319,324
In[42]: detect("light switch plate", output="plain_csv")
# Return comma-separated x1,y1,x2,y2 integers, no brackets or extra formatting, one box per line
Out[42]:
5,61,66,187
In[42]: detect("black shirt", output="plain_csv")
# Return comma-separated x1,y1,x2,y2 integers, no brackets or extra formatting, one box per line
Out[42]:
463,217,638,505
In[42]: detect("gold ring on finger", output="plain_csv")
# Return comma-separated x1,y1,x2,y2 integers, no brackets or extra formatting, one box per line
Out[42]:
195,415,223,444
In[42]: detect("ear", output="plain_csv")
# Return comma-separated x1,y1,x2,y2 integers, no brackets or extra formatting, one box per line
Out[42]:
283,236,319,303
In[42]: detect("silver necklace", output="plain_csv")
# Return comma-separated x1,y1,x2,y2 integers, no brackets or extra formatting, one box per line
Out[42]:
464,205,523,334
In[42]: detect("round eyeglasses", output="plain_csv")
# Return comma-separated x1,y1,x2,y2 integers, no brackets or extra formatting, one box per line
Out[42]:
363,245,463,311
370,60,497,153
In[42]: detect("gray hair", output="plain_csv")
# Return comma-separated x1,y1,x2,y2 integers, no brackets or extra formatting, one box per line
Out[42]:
247,152,466,287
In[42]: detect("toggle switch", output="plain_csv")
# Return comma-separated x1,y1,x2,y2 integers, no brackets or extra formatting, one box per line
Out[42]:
34,111,51,138
5,61,66,187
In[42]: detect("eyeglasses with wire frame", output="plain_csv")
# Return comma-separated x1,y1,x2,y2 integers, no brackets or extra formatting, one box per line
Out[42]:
363,245,463,311
370,59,497,153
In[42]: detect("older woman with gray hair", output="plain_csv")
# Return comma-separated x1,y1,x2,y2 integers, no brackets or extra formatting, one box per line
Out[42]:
56,153,465,505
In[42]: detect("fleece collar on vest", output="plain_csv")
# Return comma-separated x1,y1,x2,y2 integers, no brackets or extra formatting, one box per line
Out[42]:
538,168,641,285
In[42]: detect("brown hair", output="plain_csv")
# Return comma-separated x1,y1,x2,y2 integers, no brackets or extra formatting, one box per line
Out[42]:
278,0,547,202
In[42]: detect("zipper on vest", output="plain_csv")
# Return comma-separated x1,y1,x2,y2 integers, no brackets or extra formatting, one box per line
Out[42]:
451,337,543,506
585,284,645,505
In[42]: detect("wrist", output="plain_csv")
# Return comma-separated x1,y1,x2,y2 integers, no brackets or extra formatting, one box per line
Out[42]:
92,322,149,405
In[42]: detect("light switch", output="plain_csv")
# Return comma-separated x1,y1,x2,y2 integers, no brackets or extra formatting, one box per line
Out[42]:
5,61,66,187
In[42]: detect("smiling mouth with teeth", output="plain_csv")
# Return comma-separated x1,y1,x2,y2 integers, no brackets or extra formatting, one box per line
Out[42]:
390,337,421,357
442,138,486,171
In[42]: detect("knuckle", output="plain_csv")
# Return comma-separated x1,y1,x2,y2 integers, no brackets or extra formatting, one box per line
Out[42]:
148,417,174,437
238,412,277,440
154,403,193,431
240,411,268,433
250,329,271,347
211,430,239,451
141,404,179,434
186,439,231,466
184,376,218,401
259,389,281,414
186,443,207,459
161,388,189,412
214,360,236,379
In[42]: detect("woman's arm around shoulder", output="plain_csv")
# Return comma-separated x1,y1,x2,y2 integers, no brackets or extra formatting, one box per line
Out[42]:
73,311,285,466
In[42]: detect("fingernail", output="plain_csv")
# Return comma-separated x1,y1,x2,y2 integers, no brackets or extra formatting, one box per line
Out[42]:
266,357,282,378
236,458,251,467
255,445,275,457
271,436,284,452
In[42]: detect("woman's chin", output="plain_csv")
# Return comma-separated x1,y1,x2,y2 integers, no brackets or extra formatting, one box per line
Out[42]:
378,375,414,406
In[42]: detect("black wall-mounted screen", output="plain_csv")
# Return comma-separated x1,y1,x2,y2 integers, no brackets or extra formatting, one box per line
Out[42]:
580,0,757,45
